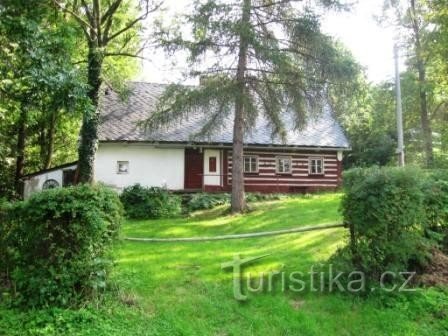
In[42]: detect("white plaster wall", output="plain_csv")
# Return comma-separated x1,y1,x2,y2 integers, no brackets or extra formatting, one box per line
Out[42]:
94,143,185,191
203,149,221,186
23,164,77,198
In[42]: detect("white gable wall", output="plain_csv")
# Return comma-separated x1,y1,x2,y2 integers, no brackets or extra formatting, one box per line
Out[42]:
23,164,77,199
94,143,185,191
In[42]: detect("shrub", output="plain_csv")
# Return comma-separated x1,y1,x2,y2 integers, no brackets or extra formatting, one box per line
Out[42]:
0,184,123,307
245,192,286,202
0,197,9,219
340,166,431,282
423,170,448,250
120,184,181,219
187,193,230,211
186,192,287,212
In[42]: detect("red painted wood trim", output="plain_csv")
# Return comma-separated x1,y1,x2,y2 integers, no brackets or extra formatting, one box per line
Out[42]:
184,148,204,189
223,149,228,187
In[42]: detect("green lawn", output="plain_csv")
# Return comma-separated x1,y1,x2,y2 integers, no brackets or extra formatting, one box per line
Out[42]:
1,193,447,335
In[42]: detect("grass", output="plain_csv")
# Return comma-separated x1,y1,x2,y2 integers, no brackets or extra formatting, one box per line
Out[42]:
1,193,447,335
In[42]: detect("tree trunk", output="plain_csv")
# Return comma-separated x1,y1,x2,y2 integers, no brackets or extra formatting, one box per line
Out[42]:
416,60,434,167
77,45,103,183
232,98,246,213
410,0,434,167
14,107,26,197
231,0,251,213
42,112,56,169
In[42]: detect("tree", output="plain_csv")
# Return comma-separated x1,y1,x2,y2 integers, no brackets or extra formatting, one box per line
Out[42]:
382,0,436,167
0,0,87,197
148,0,357,212
426,0,448,165
52,0,161,183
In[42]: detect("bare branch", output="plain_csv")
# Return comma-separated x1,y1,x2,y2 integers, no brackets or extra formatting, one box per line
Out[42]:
93,0,101,40
101,0,123,25
80,0,95,26
104,52,150,61
431,101,448,120
51,0,95,39
105,0,163,43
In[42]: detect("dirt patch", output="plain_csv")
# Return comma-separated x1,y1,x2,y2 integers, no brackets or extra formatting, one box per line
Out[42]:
289,299,305,310
417,249,448,286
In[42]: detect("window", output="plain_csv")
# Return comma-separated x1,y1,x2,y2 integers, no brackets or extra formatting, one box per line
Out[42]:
209,157,217,172
309,157,324,175
276,156,292,174
42,179,59,190
243,156,258,173
63,169,76,187
117,161,129,174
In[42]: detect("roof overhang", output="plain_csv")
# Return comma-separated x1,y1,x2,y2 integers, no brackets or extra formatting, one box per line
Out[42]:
99,140,351,151
21,161,78,179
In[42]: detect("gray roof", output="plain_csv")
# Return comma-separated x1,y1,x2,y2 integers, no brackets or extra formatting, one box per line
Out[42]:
98,82,350,149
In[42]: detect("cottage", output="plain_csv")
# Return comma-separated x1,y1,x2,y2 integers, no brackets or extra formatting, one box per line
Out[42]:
23,82,350,197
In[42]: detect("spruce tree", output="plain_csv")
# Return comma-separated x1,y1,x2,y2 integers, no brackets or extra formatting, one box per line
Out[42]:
149,0,356,212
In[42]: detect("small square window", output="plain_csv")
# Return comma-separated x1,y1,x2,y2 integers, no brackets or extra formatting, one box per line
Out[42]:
309,157,324,175
243,156,258,173
276,156,292,174
117,161,129,174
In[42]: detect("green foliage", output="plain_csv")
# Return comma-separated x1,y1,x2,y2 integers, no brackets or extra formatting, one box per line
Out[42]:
0,161,14,199
0,185,123,307
340,166,432,282
187,193,229,211
186,192,287,212
245,192,286,203
0,0,88,196
120,184,181,219
150,1,359,138
422,170,448,250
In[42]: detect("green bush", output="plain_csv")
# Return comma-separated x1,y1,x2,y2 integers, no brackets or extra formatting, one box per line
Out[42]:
186,192,287,212
423,170,448,250
120,184,181,219
0,197,9,219
340,166,431,281
245,192,286,202
0,184,123,307
187,193,229,211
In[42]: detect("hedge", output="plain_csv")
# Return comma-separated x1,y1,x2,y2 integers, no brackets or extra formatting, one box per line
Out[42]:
120,184,181,219
423,170,448,250
0,184,123,307
340,166,432,282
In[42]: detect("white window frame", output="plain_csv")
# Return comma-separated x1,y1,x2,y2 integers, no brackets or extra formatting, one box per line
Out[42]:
308,157,324,175
117,161,129,174
243,155,259,173
276,156,292,174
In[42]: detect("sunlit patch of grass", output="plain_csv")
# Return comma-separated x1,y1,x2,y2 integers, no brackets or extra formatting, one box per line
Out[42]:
123,193,343,238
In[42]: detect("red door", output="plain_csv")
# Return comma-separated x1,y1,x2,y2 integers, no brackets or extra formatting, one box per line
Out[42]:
184,148,203,189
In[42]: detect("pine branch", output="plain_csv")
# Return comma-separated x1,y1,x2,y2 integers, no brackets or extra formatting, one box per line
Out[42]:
251,0,303,10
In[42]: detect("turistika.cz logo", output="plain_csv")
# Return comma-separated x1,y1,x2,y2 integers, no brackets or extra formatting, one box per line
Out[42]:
221,254,416,301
